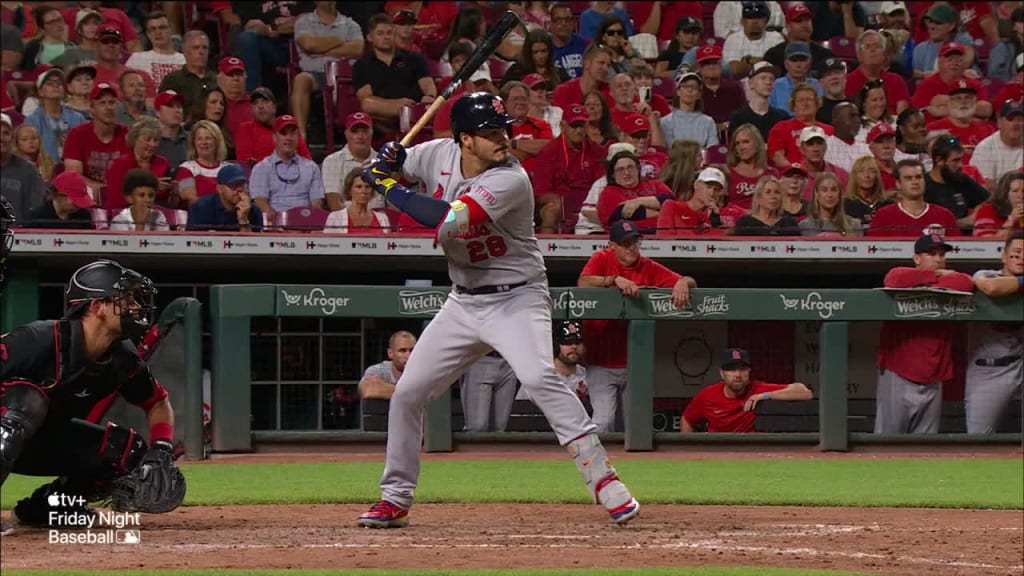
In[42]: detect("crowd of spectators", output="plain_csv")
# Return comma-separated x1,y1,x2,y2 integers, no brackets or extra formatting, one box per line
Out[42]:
0,1,1020,238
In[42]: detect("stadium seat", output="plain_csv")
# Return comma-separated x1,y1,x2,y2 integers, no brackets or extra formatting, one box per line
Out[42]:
90,208,109,230
426,58,452,83
972,37,992,68
703,145,729,167
705,37,725,48
488,56,513,82
828,36,857,64
981,77,1005,100
652,76,675,100
399,103,434,145
274,206,330,232
323,59,358,152
153,205,189,230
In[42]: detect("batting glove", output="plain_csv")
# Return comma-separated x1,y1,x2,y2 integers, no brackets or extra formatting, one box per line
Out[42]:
378,141,407,173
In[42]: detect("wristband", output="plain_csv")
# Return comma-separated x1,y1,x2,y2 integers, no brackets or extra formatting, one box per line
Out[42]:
150,422,174,443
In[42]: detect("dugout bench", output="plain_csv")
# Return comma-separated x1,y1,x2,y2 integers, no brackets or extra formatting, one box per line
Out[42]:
207,285,1022,453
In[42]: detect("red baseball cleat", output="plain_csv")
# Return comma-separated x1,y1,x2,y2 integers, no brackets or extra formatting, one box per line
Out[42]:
357,500,410,529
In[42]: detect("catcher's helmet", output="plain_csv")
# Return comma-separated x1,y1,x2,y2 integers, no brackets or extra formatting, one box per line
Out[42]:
450,92,515,142
1,195,14,292
64,259,157,343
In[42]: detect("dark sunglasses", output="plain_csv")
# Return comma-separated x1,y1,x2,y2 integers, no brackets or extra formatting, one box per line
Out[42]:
100,37,122,45
605,29,625,36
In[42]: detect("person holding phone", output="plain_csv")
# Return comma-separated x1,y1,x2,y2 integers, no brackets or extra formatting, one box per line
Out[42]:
104,117,173,212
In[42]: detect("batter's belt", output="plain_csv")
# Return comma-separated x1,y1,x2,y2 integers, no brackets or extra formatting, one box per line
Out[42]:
454,281,529,295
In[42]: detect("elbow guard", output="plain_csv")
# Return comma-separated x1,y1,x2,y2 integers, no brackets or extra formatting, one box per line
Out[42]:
435,200,473,244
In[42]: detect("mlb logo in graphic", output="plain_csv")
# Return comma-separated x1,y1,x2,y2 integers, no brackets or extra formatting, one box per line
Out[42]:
116,530,141,544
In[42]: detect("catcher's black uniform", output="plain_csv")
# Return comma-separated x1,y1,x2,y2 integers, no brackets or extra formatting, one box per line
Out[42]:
1,317,168,481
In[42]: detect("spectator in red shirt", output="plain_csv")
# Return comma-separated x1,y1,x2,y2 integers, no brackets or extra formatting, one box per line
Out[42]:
925,79,995,165
767,83,835,168
532,104,605,233
844,30,910,116
104,116,172,212
619,113,667,180
630,2,702,41
867,123,900,194
235,87,312,166
500,80,553,174
727,123,772,211
656,166,722,236
62,81,129,199
875,233,974,434
93,27,155,102
553,44,611,112
578,219,697,432
682,348,812,433
696,45,746,133
216,56,254,140
597,148,674,231
911,43,993,122
973,171,1024,238
869,159,961,237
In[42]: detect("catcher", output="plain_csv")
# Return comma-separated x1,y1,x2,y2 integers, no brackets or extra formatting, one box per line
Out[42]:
1,258,186,535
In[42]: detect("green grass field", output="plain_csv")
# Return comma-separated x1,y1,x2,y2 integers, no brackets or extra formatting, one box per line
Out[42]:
3,458,1022,509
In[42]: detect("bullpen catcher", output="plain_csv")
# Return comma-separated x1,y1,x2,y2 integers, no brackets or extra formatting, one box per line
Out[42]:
1,259,185,535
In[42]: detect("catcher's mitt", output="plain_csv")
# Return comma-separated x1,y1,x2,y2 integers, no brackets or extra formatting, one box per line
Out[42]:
110,442,186,514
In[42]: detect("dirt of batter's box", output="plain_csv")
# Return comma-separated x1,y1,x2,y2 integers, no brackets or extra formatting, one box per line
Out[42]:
2,504,1022,576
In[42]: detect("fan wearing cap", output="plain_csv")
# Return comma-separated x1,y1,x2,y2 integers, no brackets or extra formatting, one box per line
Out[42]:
923,134,990,228
816,58,851,125
391,9,420,54
654,17,704,78
864,122,901,193
61,81,130,193
875,234,974,434
728,61,790,142
0,113,46,222
869,158,960,237
721,1,785,79
972,102,1024,190
766,83,835,168
291,2,364,140
911,1,999,49
843,31,911,117
215,56,257,137
579,220,697,433
21,6,74,69
92,26,156,102
778,161,811,218
24,171,94,229
157,32,218,113
992,54,1024,106
521,73,564,137
498,81,554,174
763,3,836,79
322,112,380,212
596,148,674,230
619,112,667,179
533,103,606,233
713,0,784,42
911,4,976,79
911,43,993,123
23,66,88,162
517,320,589,403
352,14,437,135
572,142,634,235
656,166,723,236
925,80,996,166
608,74,665,148
61,3,140,51
768,42,822,112
690,45,746,131
235,86,312,166
249,115,325,217
660,69,718,149
794,125,849,196
682,348,812,433
186,163,262,232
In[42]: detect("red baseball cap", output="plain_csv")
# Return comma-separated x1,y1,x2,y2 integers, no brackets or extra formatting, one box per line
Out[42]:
867,122,896,143
98,25,122,41
785,3,812,21
621,113,650,135
90,81,118,101
273,114,299,133
522,73,549,89
781,162,808,177
696,44,723,64
53,172,95,209
154,90,184,109
563,104,589,124
939,42,965,58
34,64,63,90
346,112,372,130
219,56,246,75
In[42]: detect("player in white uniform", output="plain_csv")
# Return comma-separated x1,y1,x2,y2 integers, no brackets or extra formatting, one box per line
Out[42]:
356,92,639,528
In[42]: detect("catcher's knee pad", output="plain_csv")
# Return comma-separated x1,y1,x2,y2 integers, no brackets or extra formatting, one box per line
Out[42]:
566,433,632,510
1,381,50,484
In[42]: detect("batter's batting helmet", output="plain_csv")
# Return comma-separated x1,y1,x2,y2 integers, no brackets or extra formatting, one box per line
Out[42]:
450,92,516,142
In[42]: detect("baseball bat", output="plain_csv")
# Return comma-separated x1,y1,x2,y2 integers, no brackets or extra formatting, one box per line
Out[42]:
399,10,522,147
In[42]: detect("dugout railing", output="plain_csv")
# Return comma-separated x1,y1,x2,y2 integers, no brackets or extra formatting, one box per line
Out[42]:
206,285,1022,454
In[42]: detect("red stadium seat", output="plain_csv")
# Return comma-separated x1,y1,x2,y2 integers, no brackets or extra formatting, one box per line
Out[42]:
704,37,725,48
399,102,434,145
90,208,109,230
153,205,189,230
981,77,1006,100
827,36,858,64
652,76,675,100
488,57,513,82
323,59,359,152
427,58,452,83
274,206,330,232
703,145,729,167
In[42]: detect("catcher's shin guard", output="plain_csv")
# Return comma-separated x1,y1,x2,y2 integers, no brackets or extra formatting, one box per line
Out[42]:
567,433,639,523
1,382,49,485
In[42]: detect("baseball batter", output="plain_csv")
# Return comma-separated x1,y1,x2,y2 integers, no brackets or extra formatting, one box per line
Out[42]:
966,232,1024,433
357,92,639,528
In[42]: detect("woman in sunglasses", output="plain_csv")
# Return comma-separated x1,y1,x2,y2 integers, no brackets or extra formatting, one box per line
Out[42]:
594,16,641,79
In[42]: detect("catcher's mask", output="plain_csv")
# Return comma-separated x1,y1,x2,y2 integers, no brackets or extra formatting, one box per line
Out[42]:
1,195,14,292
63,259,158,345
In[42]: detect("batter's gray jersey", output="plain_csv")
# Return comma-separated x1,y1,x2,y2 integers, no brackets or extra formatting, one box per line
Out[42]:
362,361,400,385
402,139,546,288
518,364,588,400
